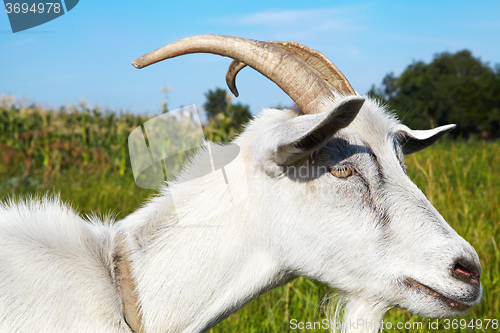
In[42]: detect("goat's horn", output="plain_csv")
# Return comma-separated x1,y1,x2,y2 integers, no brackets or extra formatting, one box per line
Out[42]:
132,35,341,114
226,41,355,99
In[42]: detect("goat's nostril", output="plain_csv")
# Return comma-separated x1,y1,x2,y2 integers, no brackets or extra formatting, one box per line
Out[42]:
453,260,480,284
454,263,472,279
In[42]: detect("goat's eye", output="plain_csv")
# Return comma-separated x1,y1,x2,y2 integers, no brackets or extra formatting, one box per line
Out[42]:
330,164,355,178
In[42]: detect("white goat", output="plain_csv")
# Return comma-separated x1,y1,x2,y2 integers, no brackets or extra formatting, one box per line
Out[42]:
0,35,481,333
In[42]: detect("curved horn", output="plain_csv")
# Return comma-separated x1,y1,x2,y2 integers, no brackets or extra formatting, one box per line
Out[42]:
132,35,340,114
225,60,247,98
226,41,355,98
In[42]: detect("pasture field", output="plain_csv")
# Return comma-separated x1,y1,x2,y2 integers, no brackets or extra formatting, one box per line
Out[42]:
0,100,498,332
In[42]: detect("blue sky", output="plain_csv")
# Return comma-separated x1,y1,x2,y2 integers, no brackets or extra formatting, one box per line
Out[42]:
1,0,499,115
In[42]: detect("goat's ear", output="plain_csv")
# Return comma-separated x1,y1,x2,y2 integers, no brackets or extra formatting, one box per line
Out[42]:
262,96,365,176
395,124,455,155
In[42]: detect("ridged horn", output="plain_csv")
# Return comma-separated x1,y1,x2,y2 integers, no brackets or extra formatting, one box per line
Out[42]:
132,35,344,114
226,41,355,98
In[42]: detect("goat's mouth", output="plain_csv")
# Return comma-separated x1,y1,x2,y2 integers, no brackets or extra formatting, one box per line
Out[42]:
404,278,471,312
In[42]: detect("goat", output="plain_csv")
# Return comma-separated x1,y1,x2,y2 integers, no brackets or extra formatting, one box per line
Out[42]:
0,35,481,333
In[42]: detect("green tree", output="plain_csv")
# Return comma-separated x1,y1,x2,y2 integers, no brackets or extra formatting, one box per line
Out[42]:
369,50,500,138
203,88,252,141
204,88,228,120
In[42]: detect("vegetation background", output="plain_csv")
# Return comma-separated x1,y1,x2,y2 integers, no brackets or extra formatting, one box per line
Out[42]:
0,50,498,332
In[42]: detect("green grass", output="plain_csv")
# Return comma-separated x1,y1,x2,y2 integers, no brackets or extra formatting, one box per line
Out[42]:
0,99,498,332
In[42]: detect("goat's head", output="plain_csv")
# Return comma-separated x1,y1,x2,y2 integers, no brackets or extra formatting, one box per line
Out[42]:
133,35,481,323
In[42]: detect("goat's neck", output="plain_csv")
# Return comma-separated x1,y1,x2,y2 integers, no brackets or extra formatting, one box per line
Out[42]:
118,176,289,332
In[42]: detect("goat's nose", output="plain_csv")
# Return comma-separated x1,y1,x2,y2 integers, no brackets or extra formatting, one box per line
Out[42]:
452,258,481,285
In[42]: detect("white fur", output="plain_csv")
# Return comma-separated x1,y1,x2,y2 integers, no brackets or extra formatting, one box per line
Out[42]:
0,96,481,333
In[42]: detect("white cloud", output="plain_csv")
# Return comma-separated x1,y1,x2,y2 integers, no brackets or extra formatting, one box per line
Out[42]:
0,37,35,48
220,7,366,41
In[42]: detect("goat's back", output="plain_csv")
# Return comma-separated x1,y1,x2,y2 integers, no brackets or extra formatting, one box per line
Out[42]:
0,198,127,332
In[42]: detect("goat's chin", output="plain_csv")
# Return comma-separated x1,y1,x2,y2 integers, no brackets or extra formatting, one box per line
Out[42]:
401,278,481,318
405,300,473,319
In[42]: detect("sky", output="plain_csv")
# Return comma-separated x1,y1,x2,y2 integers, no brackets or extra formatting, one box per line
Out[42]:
1,0,499,116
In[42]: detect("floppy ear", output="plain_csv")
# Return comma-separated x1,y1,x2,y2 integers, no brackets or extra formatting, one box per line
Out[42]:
260,96,365,176
395,124,456,155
